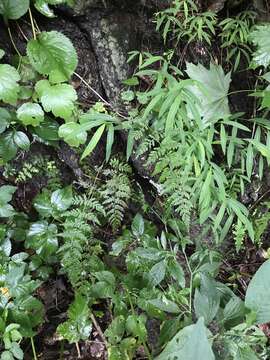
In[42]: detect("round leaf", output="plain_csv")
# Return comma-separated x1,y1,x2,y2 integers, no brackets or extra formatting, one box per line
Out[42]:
0,0,29,20
17,102,44,126
35,80,77,119
27,31,78,83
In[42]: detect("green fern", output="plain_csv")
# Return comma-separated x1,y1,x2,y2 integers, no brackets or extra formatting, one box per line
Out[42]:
101,158,132,231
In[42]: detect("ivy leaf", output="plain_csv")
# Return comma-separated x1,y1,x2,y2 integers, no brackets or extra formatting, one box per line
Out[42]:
186,62,231,127
249,25,270,68
58,122,87,147
35,80,77,119
27,31,78,83
245,259,270,324
155,318,214,360
0,64,20,104
0,0,29,21
17,102,44,127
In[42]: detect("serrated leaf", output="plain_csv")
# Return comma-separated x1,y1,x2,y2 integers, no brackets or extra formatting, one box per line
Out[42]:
57,293,92,343
245,259,270,324
35,80,77,119
155,318,214,360
0,0,29,20
58,122,87,147
249,25,270,68
186,62,231,127
27,31,78,83
17,102,44,126
0,64,20,104
148,298,180,314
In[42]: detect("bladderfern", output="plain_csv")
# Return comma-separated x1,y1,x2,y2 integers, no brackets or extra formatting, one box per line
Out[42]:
58,193,105,288
101,158,132,231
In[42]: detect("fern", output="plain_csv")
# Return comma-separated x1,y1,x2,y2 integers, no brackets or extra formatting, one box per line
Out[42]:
253,202,270,246
58,193,105,288
233,219,246,252
101,158,132,231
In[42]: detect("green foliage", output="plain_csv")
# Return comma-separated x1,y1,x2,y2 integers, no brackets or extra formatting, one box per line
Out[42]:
101,158,132,231
1,1,270,358
245,259,270,324
249,24,270,68
0,65,20,104
57,293,92,343
0,0,29,21
27,31,78,83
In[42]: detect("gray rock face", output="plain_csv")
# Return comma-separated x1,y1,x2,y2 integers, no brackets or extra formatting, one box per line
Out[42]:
80,11,139,104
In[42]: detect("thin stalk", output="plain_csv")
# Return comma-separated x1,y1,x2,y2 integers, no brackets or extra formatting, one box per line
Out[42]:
75,342,81,358
59,340,64,360
30,337,38,360
7,27,21,57
73,71,128,120
29,8,36,40
227,89,252,96
183,249,193,314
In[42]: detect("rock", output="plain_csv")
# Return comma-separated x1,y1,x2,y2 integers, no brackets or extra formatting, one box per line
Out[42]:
80,10,139,105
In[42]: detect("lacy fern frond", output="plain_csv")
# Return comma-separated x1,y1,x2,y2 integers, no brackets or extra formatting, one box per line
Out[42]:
101,158,132,231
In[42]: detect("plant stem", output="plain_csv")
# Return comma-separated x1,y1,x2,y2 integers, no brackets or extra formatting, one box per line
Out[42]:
227,89,252,96
30,337,38,360
73,71,128,120
90,313,109,348
7,27,21,57
75,342,81,358
29,8,36,40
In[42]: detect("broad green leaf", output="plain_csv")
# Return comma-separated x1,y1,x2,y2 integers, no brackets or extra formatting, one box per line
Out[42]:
186,62,231,126
155,318,214,360
0,108,11,133
34,117,59,141
0,131,17,161
0,64,20,104
194,275,220,325
245,259,270,324
131,213,144,237
57,293,92,343
58,122,87,147
17,102,44,127
148,260,166,286
249,25,270,68
35,80,77,119
81,124,106,160
13,131,30,150
0,0,29,20
126,315,147,341
26,221,58,259
51,186,73,211
27,31,78,83
148,298,180,314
